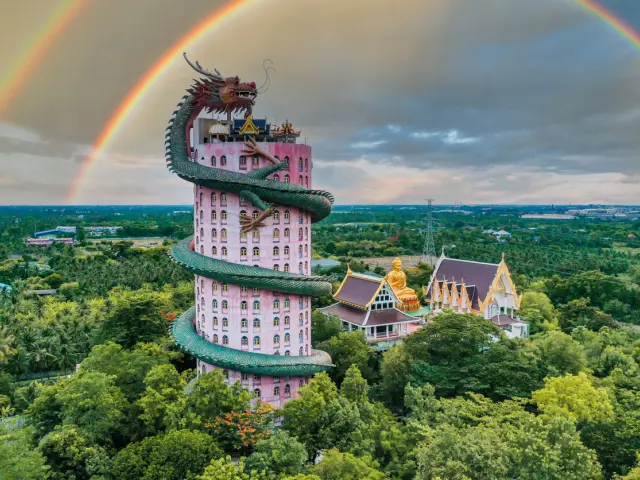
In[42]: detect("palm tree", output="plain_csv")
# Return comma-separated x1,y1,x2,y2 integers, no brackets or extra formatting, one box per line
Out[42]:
0,325,16,363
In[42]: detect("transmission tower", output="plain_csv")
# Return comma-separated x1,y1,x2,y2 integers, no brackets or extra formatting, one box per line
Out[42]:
421,199,437,266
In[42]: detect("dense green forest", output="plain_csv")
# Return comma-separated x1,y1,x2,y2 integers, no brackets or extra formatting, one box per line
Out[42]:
1,205,640,479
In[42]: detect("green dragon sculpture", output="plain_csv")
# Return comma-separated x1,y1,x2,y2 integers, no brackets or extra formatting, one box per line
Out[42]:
167,54,334,376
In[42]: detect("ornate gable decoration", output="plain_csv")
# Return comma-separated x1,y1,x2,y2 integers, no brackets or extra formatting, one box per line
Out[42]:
239,115,260,135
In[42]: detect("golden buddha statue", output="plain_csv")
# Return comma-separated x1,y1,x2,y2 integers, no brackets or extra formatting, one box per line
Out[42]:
386,258,420,312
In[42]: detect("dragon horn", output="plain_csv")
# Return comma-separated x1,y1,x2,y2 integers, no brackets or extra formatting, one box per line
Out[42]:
183,52,222,80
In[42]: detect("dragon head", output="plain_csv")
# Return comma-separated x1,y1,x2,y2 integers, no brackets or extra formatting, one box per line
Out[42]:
184,53,257,115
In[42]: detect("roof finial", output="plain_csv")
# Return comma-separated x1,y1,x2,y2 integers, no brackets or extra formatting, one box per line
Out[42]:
501,252,505,263
347,263,352,274
441,245,446,257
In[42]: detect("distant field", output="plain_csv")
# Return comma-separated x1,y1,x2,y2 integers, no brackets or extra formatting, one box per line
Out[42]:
87,237,169,247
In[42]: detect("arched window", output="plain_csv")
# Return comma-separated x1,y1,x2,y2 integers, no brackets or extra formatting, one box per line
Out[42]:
305,176,309,187
284,210,290,221
241,318,248,328
253,247,260,257
284,384,291,395
199,192,203,204
298,245,303,257
299,346,304,355
211,192,216,204
274,386,280,396
254,388,261,398
250,210,259,219
200,245,205,254
213,317,219,327
273,229,280,241
222,300,228,309
253,336,261,346
273,317,280,327
298,227,303,239
200,211,204,222
253,318,260,328
221,246,228,256
211,210,217,221
212,299,218,309
240,247,247,256
213,334,219,344
299,379,304,388
273,246,279,256
299,298,304,309
222,283,228,292
305,227,308,239
240,209,247,219
273,173,280,182
298,175,303,184
239,155,247,168
220,193,227,205
284,298,290,308
298,158,303,171
284,263,290,272
273,210,280,221
222,335,229,345
285,350,290,356
299,313,304,325
241,336,248,346
298,262,303,274
305,327,309,338
284,229,290,239
201,279,205,290
221,155,227,166
305,261,308,273
240,231,247,241
304,244,308,255
284,246,290,256
273,299,280,310
211,228,217,239
284,333,290,344
211,156,216,166
299,330,304,341
221,210,227,221
223,370,229,379
212,245,217,256
200,297,205,308
253,301,260,312
212,282,218,293
274,334,280,345
305,311,309,322
221,228,227,240
196,236,199,244
284,316,290,326
252,229,260,239
305,158,309,171
284,156,290,165
284,174,290,183
273,264,279,271
305,344,309,354
222,318,229,328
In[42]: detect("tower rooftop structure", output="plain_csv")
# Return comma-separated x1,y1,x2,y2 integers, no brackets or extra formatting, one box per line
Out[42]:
166,53,334,406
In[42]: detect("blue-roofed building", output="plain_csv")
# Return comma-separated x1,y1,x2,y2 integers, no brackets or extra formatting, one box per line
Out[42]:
0,283,12,293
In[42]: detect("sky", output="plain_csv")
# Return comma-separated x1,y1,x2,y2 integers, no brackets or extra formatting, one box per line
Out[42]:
1,0,639,206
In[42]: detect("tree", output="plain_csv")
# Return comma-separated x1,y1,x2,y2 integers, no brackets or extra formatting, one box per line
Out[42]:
38,425,110,480
0,426,49,480
340,365,369,402
309,450,385,480
112,429,223,480
137,363,187,435
519,291,557,323
376,344,412,408
56,370,128,443
207,402,275,451
99,288,172,348
532,372,614,422
558,298,615,332
311,311,343,347
531,330,587,376
196,456,273,480
244,431,308,476
319,331,376,385
282,372,339,459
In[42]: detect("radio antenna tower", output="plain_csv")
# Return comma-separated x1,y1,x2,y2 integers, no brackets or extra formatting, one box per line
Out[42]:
422,199,436,266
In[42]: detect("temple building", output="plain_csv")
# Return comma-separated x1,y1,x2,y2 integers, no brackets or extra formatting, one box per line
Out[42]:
319,258,425,347
424,250,528,339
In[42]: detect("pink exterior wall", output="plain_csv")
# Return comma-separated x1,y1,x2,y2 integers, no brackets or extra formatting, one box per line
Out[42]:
192,140,314,406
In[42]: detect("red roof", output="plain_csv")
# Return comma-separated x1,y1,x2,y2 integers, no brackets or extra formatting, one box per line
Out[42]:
334,274,382,307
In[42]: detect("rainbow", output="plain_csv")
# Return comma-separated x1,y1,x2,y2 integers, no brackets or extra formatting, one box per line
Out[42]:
574,0,640,48
65,0,256,204
66,0,640,204
0,0,85,117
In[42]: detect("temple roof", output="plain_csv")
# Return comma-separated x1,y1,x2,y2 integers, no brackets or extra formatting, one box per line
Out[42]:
333,270,385,308
490,314,520,327
427,257,500,310
320,303,417,326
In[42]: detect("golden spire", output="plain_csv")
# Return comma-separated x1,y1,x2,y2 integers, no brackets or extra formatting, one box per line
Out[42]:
501,252,505,263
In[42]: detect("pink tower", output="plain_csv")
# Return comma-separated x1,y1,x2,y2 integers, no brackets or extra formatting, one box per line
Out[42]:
167,55,333,408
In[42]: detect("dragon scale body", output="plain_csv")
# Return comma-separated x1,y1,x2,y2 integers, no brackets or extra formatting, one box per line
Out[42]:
167,85,335,376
